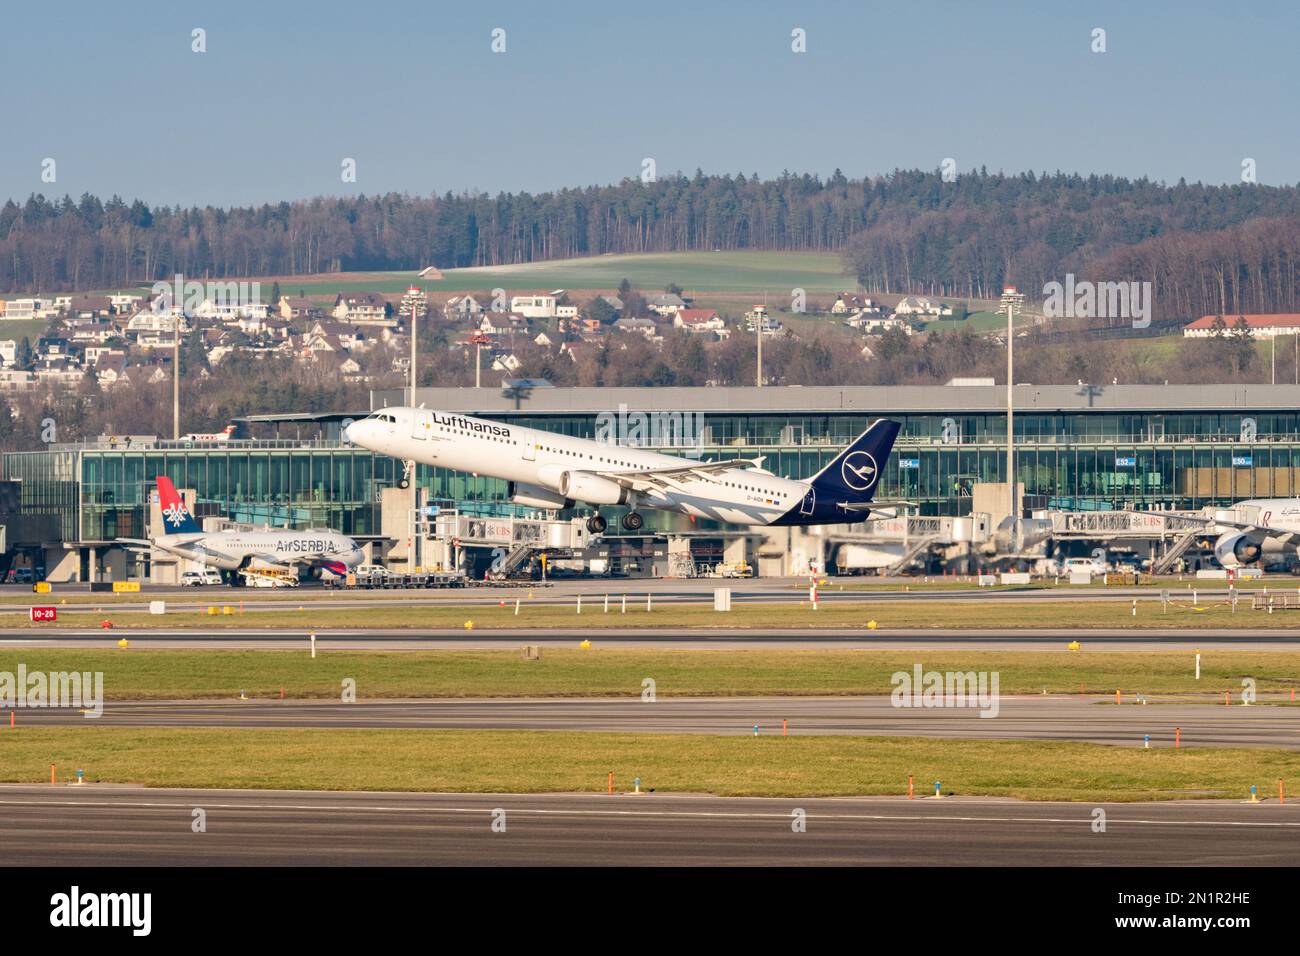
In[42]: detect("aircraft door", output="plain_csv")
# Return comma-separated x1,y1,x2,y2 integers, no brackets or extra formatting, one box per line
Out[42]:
523,440,537,461
800,487,815,516
412,410,431,440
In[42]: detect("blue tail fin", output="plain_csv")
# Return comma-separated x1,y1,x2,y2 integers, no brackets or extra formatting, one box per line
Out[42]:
808,419,901,501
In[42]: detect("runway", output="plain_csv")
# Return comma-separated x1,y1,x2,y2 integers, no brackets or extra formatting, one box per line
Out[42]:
23,695,1300,748
1,785,1292,865
2,627,1298,649
0,577,1280,617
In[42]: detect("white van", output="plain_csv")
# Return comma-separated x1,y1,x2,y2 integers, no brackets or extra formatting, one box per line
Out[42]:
1062,556,1106,577
180,569,223,586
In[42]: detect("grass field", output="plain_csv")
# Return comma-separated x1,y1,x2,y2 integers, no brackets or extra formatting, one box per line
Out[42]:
8,597,1300,630
0,317,52,343
1,649,1295,700
4,727,1294,801
246,251,854,296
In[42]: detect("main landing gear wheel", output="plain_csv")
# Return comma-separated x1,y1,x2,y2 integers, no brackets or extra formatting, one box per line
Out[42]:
586,514,608,534
621,512,644,531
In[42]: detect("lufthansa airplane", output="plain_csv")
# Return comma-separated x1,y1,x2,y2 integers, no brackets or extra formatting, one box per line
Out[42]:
344,408,901,532
118,477,365,579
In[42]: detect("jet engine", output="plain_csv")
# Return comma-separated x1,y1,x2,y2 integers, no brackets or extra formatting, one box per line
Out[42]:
508,481,572,510
559,471,629,506
1214,531,1264,567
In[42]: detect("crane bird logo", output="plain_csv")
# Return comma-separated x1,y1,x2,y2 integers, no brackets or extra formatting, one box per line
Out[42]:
841,451,878,492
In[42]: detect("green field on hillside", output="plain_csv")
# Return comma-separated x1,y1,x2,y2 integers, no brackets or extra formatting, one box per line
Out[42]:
242,251,856,296
0,318,52,342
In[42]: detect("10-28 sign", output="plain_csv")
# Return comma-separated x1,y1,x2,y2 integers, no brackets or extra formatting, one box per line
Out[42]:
29,607,57,622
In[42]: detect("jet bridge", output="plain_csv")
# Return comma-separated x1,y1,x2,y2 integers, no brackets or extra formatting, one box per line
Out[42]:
812,513,993,574
1046,509,1216,573
412,508,593,580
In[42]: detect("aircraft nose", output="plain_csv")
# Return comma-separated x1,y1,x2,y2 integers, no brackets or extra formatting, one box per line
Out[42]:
343,420,364,444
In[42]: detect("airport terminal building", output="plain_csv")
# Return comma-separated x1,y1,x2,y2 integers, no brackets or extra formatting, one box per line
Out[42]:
4,383,1300,580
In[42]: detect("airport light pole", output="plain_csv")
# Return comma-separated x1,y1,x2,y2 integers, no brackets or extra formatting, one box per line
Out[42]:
407,289,422,570
172,313,180,440
1001,286,1025,537
408,291,420,406
469,331,490,388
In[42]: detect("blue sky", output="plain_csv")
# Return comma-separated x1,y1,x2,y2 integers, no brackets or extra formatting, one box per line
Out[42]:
1,0,1296,206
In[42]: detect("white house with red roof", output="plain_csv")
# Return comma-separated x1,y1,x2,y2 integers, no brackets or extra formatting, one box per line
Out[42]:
673,308,726,335
1184,313,1300,338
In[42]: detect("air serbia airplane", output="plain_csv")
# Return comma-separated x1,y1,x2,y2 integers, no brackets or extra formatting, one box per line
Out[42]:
344,408,901,532
117,477,365,578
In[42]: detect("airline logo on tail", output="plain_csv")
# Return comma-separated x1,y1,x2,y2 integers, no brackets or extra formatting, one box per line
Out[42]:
156,476,201,534
840,451,878,492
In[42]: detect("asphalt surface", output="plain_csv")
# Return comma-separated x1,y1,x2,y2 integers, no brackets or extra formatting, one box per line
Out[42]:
3,627,1299,649
1,786,1292,865
0,576,1287,616
23,695,1300,748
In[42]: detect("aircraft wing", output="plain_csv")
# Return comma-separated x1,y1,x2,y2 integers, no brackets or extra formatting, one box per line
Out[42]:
116,537,204,559
832,497,917,514
1206,519,1300,546
116,538,155,556
1122,509,1298,543
592,459,763,493
246,553,350,573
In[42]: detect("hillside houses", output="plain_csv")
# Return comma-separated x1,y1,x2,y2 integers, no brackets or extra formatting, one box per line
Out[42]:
645,293,687,316
673,309,728,337
445,295,482,318
332,292,394,326
830,294,881,315
0,279,778,393
278,296,324,321
893,296,953,317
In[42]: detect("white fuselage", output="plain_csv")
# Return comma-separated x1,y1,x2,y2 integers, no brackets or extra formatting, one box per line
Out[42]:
156,529,364,572
1224,499,1300,533
346,408,811,526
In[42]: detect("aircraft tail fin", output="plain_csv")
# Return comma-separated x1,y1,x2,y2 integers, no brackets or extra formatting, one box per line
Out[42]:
808,419,900,502
156,476,201,534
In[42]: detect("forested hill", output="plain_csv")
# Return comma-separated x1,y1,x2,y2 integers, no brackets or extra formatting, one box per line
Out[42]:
4,169,1299,314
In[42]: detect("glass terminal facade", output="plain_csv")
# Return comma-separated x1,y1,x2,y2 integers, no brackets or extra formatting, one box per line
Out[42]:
5,403,1299,545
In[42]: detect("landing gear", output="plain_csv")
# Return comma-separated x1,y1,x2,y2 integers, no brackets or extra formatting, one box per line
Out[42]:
586,514,608,534
621,511,644,532
397,459,414,490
